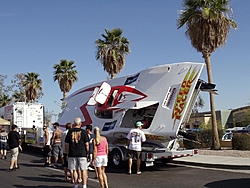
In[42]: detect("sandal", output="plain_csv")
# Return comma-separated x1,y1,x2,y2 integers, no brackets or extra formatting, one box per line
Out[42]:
78,179,82,183
63,177,71,182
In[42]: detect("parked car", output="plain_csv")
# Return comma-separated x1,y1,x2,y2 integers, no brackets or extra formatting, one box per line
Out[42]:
222,126,250,141
222,132,233,141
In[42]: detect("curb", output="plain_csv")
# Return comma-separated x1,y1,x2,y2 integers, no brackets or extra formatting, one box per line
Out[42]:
171,160,250,170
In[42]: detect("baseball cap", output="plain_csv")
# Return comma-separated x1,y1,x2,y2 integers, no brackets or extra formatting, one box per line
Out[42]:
53,122,59,126
136,121,143,127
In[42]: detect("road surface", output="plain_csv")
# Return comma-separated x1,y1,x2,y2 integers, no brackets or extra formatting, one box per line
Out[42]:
0,150,250,188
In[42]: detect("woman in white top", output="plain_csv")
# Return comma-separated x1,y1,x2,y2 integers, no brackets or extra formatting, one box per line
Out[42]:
0,128,8,159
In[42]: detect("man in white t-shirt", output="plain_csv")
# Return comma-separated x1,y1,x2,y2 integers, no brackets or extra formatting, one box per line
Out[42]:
126,121,146,175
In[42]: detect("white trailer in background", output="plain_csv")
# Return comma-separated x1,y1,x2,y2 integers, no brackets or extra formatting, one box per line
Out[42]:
57,62,216,167
0,102,44,144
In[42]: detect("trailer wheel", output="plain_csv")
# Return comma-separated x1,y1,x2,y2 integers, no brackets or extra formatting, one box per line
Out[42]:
110,149,124,167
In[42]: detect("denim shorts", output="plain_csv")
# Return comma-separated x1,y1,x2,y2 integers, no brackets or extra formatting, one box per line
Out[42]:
52,143,63,158
0,142,7,150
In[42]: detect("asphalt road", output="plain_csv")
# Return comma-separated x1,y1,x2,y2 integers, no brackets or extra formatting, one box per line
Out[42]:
1,149,250,188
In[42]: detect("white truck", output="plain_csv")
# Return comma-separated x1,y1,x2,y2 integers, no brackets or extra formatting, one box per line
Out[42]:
57,62,216,167
0,102,45,145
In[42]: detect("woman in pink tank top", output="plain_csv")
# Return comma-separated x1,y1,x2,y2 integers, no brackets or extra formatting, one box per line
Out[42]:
91,127,109,188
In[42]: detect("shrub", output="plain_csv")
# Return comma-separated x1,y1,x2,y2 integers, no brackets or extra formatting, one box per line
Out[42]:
232,133,250,150
182,128,224,149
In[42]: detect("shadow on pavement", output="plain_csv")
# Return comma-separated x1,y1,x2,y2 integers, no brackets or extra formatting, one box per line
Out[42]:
13,185,71,188
204,178,250,188
18,174,64,183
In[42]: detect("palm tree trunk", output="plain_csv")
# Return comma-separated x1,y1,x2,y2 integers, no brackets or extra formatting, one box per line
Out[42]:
61,92,67,109
63,92,66,100
203,52,221,150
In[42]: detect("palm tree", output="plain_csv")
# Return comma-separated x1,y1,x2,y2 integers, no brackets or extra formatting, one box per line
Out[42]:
12,90,26,102
0,94,12,107
22,72,42,103
177,0,237,149
95,28,130,79
53,59,78,101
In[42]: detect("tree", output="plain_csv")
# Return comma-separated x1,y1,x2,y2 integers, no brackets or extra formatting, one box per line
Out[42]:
44,109,57,126
192,95,205,114
12,90,26,102
11,73,26,102
53,59,78,101
22,72,43,103
177,0,237,149
0,74,14,95
95,28,130,79
0,94,12,107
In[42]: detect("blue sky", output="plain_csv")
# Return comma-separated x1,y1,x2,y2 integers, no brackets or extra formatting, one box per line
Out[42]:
0,0,249,116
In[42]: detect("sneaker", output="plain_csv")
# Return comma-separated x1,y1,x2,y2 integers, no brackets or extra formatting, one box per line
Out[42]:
53,165,58,168
7,168,14,172
127,171,132,174
137,171,141,175
44,162,52,166
88,166,95,171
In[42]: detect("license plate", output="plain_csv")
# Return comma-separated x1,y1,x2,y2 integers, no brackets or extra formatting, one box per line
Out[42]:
145,162,154,167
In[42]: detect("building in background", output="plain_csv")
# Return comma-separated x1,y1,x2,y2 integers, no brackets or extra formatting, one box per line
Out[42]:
187,106,250,129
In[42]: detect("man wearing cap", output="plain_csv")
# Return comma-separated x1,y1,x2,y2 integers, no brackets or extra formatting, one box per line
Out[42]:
51,122,64,168
126,121,146,175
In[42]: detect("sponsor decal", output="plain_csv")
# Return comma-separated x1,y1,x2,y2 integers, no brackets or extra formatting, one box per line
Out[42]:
172,66,199,130
162,86,178,109
145,134,166,140
102,120,117,131
124,73,140,85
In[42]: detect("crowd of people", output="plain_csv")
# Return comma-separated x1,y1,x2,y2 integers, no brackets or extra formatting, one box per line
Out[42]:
41,117,110,188
1,117,147,188
0,124,22,172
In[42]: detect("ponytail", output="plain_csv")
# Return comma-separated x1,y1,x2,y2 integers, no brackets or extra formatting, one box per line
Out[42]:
94,127,101,145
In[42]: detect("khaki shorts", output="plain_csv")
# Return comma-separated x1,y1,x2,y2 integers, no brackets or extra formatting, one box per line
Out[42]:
68,157,88,171
10,147,19,160
127,150,141,160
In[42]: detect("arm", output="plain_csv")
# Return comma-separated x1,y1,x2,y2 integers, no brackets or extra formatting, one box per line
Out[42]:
50,131,55,145
127,138,130,148
45,132,49,145
65,131,70,154
106,138,109,155
92,139,97,164
85,142,90,156
65,143,69,155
